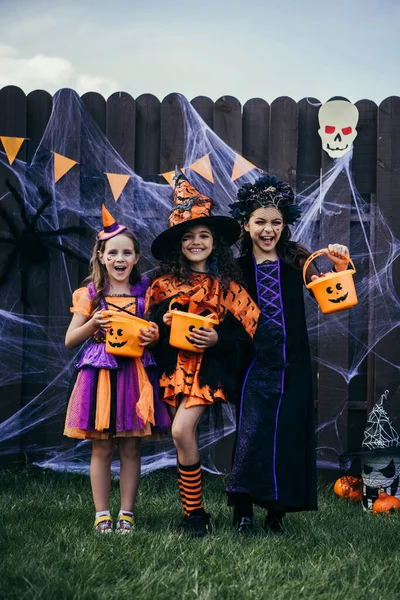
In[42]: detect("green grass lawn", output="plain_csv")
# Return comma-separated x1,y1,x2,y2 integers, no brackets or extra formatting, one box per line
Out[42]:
0,468,399,600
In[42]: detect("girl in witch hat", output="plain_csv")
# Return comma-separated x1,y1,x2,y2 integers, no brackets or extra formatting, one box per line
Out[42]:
64,205,170,534
146,169,260,537
226,175,350,534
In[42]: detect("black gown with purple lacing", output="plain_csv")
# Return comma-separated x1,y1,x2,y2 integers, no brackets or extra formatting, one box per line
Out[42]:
226,254,317,513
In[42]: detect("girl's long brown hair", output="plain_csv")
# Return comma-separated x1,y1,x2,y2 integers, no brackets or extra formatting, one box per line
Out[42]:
154,224,243,291
83,231,141,311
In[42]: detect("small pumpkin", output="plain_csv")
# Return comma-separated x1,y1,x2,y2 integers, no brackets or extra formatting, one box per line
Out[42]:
372,490,400,515
334,476,362,501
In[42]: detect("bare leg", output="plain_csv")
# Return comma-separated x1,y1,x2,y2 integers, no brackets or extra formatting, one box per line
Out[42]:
118,437,141,512
90,439,114,511
171,397,206,465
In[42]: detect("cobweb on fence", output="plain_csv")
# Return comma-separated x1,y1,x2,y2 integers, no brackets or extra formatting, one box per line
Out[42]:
362,391,400,450
0,90,399,475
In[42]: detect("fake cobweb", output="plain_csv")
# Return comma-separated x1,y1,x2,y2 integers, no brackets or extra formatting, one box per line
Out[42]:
0,90,399,475
362,391,400,450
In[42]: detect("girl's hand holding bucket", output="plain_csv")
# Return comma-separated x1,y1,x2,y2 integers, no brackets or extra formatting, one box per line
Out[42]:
163,312,173,327
138,322,159,347
311,244,349,281
91,310,110,331
188,326,218,350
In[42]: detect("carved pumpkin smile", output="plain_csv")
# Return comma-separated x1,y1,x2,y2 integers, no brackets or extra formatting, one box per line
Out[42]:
326,282,349,304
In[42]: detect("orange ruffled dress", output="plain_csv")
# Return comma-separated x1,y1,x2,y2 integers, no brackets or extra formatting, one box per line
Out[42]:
145,273,260,408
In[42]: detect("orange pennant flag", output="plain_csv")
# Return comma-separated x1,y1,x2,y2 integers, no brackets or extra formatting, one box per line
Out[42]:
0,136,25,165
105,173,131,202
231,154,257,182
161,167,186,186
189,153,214,183
54,152,77,183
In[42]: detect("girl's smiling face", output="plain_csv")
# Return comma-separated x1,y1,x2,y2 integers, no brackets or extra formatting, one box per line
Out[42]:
181,224,214,272
244,206,284,261
100,234,139,285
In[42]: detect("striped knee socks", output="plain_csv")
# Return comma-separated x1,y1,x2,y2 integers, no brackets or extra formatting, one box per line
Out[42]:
178,462,203,516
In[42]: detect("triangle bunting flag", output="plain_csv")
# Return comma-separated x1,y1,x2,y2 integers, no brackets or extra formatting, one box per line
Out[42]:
0,136,26,165
105,173,131,202
231,154,257,182
189,153,214,183
54,152,78,183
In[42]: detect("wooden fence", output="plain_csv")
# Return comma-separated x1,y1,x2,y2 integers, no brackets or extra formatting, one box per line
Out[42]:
0,85,399,469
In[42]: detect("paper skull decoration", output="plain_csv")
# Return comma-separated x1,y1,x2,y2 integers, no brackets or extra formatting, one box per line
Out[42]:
318,99,359,158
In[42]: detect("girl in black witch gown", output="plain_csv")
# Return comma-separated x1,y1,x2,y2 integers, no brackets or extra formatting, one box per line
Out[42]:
226,176,350,534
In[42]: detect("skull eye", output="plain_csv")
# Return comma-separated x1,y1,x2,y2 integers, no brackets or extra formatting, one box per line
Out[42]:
363,463,373,475
379,459,395,479
326,286,333,294
117,329,123,336
109,328,114,336
342,126,352,135
325,125,335,134
336,283,342,291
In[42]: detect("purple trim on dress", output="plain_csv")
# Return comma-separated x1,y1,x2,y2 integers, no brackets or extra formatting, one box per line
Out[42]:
272,257,287,500
76,343,119,369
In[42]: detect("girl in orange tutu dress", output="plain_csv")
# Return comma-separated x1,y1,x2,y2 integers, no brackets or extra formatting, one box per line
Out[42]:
146,169,259,537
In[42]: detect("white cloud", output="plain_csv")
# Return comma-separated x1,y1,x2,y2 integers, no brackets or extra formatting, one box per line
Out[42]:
0,47,119,97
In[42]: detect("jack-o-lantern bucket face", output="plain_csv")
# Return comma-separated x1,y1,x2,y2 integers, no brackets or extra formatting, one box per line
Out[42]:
105,315,148,357
303,249,358,314
168,301,219,354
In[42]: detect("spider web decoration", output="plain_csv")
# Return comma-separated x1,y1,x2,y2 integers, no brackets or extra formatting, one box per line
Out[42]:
0,179,89,309
362,391,400,450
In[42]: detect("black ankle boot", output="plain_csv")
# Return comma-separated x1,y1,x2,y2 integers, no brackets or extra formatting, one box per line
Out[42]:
264,510,285,535
181,509,212,537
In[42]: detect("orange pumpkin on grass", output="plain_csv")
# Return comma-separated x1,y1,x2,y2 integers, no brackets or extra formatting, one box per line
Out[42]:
334,476,363,501
372,490,400,515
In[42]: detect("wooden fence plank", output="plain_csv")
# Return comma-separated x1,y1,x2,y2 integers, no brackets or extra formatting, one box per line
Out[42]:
376,96,400,428
213,96,242,153
269,97,298,188
242,98,270,172
0,86,26,463
296,97,321,193
191,96,214,130
106,92,136,170
135,94,161,179
160,93,185,173
350,100,378,418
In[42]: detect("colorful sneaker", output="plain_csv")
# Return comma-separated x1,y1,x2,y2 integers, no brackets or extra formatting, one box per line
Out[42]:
181,509,212,538
115,514,135,535
94,514,113,534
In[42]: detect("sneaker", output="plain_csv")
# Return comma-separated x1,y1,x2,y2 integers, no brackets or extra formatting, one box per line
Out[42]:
181,509,212,537
94,514,113,534
237,516,253,535
116,514,135,535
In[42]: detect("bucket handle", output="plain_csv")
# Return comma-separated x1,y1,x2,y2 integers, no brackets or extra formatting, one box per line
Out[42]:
302,248,356,287
168,299,219,324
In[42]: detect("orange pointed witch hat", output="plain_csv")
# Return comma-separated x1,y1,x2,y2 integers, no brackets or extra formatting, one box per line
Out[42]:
151,168,240,260
98,204,129,241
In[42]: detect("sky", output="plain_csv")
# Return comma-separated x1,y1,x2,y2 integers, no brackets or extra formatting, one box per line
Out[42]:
0,0,399,104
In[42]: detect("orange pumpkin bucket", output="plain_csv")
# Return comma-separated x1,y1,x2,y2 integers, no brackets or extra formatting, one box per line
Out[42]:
105,313,148,358
168,300,219,354
302,249,358,314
